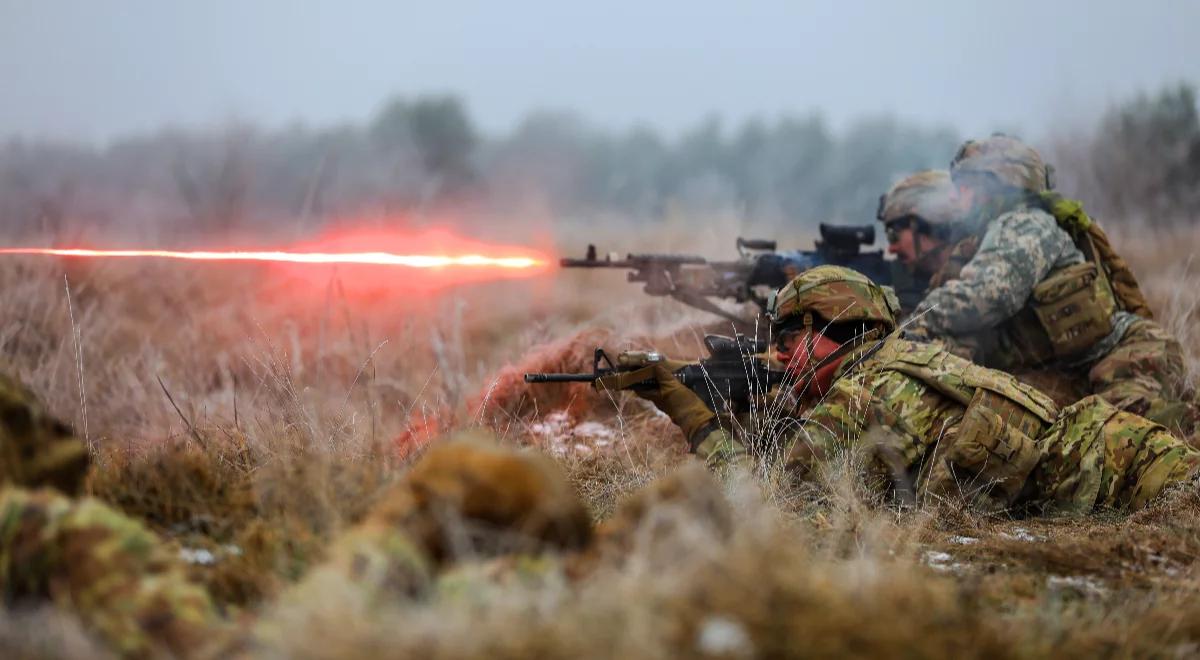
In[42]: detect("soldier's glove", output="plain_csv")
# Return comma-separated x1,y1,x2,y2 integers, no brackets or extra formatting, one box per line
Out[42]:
594,362,718,450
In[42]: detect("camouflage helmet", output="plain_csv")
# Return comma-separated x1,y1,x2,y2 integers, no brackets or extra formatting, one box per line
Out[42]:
877,169,959,228
950,134,1049,193
0,371,89,494
767,265,898,332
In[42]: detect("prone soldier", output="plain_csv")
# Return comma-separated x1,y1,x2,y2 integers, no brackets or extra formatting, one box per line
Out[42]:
0,371,223,657
604,266,1200,515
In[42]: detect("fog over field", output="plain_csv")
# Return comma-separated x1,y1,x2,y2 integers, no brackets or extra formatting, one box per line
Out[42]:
3,0,1198,141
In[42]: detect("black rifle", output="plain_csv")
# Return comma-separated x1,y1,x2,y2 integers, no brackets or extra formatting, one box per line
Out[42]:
524,334,784,414
561,223,927,325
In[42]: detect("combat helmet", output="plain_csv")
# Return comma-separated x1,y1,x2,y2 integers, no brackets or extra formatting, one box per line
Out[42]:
767,265,898,334
877,169,960,239
877,170,958,226
0,371,89,494
950,134,1050,194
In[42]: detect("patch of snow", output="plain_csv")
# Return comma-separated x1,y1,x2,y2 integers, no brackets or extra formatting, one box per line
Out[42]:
922,550,970,574
924,550,953,565
574,421,614,442
531,411,619,457
1000,527,1042,543
950,535,979,545
696,615,752,657
1047,575,1108,598
1146,553,1180,576
180,547,217,566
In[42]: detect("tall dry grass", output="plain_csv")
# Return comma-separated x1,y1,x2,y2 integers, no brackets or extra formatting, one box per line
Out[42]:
3,220,1200,657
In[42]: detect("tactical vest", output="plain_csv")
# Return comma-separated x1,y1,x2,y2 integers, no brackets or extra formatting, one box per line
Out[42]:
1038,193,1154,319
868,338,1059,505
932,195,1151,366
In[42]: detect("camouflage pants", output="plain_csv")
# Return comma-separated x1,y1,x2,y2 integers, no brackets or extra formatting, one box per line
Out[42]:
1030,395,1200,514
1088,318,1196,435
0,487,221,657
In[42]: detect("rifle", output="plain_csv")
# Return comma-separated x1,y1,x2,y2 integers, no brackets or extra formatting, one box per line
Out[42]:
524,334,784,414
561,223,927,325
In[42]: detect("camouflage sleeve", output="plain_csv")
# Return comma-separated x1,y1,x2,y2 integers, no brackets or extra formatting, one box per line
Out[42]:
0,488,223,657
909,210,1075,336
693,428,752,472
782,377,871,476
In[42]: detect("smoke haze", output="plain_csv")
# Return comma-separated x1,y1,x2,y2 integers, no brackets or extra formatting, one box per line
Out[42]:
3,0,1198,141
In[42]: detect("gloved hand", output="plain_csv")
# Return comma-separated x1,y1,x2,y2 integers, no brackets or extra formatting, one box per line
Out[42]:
594,361,717,444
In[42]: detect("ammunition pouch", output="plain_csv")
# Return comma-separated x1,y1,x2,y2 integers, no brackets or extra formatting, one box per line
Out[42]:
879,340,1055,508
940,389,1045,506
1004,261,1117,365
1039,192,1155,319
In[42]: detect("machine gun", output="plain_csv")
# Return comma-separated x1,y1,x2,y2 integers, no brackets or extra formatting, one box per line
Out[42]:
560,223,926,326
524,334,783,415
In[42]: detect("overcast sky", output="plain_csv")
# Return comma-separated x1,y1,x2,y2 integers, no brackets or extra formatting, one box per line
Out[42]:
2,0,1197,143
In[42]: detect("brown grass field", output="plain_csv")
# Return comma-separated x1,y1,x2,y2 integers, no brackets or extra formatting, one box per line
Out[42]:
3,220,1200,658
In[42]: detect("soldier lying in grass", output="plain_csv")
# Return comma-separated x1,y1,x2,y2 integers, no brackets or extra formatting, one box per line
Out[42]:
603,265,1200,514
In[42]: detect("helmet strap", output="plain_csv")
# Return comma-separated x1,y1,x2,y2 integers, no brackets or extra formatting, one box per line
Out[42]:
791,325,887,391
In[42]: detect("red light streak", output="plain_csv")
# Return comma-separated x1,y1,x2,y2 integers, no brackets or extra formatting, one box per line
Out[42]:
0,247,542,270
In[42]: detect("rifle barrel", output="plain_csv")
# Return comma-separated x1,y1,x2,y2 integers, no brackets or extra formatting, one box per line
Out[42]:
560,258,633,268
523,373,596,383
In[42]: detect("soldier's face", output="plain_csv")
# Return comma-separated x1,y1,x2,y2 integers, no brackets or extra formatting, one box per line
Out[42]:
886,224,945,274
886,224,918,263
955,182,980,211
776,329,842,398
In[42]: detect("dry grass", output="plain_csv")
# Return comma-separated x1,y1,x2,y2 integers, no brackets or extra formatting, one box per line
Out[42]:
3,221,1200,657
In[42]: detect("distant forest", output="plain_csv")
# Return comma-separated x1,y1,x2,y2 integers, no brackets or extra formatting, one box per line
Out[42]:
1,84,1196,240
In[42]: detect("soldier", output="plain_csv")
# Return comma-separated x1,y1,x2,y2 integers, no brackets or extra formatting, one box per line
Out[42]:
606,266,1200,514
0,371,224,657
876,169,960,280
882,137,1194,434
876,168,1084,401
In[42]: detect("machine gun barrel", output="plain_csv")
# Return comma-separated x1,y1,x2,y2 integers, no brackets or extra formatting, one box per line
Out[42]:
559,244,708,269
554,225,929,324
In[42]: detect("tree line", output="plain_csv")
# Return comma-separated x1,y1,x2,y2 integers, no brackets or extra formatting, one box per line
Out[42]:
1,83,1195,241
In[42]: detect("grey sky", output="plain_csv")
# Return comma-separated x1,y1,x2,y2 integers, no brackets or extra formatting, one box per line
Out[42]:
2,0,1197,142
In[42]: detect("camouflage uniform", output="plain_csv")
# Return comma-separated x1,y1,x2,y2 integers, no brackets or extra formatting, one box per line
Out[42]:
0,488,223,657
901,136,1193,432
684,267,1200,514
0,371,223,658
